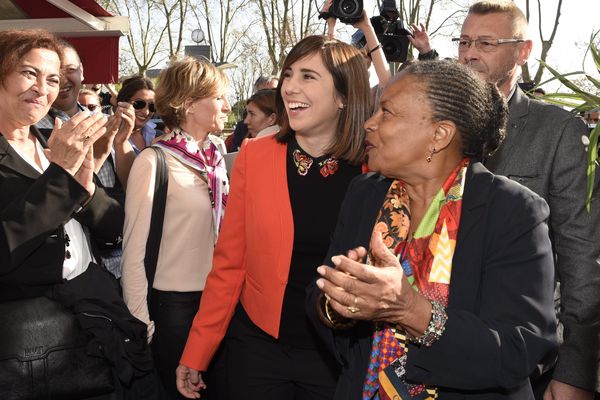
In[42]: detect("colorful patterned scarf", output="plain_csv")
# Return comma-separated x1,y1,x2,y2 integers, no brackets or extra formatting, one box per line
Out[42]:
361,158,469,400
155,129,229,242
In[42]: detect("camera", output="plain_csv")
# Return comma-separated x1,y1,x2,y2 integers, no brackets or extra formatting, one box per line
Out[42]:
321,0,363,24
371,0,412,63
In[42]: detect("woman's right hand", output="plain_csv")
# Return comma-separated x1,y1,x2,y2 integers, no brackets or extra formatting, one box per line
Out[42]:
176,364,206,399
45,111,107,176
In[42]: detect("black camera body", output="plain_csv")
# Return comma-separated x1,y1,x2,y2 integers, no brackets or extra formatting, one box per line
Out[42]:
330,0,363,24
371,13,412,63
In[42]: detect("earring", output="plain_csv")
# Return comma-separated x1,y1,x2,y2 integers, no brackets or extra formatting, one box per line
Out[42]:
426,148,436,163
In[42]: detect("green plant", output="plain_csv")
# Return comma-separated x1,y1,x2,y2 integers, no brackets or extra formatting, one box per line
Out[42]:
536,31,600,211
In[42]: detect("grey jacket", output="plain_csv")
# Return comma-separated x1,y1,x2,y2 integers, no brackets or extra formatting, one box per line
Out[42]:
485,87,600,391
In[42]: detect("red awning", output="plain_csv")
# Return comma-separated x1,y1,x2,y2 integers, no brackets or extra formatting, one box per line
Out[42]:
4,0,125,83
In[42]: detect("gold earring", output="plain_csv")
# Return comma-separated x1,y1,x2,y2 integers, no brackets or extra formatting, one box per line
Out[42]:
426,148,436,163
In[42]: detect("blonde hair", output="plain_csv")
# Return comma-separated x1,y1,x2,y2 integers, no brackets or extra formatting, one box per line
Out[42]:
78,88,100,102
155,57,229,129
469,1,529,39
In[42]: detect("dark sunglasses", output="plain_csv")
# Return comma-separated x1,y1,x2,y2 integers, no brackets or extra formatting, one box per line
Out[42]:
132,100,156,112
81,104,100,111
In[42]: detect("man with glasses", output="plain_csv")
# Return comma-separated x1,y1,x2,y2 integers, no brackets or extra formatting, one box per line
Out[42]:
413,1,599,399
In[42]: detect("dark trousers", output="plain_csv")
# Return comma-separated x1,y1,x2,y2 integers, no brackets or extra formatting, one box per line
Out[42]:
149,289,202,400
225,304,339,400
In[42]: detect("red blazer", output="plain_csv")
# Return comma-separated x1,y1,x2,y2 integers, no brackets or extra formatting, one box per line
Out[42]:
180,135,294,371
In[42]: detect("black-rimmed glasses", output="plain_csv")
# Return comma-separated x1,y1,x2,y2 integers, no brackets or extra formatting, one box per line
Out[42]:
452,37,525,53
132,100,156,112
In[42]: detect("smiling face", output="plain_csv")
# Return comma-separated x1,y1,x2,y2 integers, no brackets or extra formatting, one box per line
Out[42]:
0,48,61,128
459,12,531,96
182,89,231,136
53,46,83,116
280,52,344,138
130,88,155,130
244,101,275,137
364,73,436,178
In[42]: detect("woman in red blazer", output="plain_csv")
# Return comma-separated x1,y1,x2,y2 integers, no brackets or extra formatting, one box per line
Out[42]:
176,35,372,399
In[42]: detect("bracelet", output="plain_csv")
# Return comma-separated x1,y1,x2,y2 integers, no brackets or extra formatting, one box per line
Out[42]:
407,300,447,347
366,43,381,57
317,294,356,330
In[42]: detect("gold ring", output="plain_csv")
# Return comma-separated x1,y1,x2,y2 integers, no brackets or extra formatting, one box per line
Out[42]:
347,306,360,313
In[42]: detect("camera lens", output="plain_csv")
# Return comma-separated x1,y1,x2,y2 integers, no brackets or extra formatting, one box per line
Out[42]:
341,0,358,15
332,0,362,23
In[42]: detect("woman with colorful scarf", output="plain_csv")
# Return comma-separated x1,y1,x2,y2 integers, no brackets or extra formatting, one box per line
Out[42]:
120,57,230,399
309,60,558,400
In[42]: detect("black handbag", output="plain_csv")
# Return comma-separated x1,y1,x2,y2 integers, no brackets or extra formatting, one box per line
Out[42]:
0,296,114,400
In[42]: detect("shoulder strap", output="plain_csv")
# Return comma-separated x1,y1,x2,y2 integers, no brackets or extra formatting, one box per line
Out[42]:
144,146,169,301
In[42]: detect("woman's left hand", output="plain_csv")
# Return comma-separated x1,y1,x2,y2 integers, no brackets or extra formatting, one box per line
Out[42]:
316,231,418,324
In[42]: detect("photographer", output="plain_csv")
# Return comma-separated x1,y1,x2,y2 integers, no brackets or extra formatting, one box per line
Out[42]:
322,1,398,110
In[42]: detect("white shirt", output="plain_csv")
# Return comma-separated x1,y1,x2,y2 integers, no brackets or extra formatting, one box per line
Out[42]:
11,139,94,280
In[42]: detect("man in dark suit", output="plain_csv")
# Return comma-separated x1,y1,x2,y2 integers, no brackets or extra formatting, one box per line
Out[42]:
455,1,600,399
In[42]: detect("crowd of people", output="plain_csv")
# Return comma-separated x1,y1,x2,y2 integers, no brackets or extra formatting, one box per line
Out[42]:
0,1,598,400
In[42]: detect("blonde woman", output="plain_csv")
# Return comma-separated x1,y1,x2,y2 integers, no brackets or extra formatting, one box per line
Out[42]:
121,57,230,399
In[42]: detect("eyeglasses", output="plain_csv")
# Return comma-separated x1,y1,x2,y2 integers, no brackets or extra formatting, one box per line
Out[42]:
452,37,525,53
81,104,100,112
131,100,156,112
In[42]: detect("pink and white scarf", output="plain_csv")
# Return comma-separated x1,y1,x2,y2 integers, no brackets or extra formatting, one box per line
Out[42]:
155,129,229,242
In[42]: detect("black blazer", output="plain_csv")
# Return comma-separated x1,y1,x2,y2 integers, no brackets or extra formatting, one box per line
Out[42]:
0,129,124,300
307,162,558,399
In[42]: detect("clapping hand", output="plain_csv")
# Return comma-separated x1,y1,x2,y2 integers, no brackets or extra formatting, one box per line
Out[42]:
45,111,107,196
316,231,416,323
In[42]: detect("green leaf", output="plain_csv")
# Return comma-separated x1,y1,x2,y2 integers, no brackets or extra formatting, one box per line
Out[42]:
586,74,600,91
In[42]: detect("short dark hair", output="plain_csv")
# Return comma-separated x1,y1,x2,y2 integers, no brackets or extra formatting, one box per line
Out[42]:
275,35,370,164
117,76,155,103
0,29,63,86
247,89,277,117
404,60,507,159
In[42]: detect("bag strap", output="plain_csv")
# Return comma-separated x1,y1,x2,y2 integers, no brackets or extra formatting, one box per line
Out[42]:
144,146,168,302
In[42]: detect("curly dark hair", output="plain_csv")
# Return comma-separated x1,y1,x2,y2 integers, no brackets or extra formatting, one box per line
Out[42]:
404,60,507,159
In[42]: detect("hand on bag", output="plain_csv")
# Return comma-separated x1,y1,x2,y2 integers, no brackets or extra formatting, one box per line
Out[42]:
176,364,206,399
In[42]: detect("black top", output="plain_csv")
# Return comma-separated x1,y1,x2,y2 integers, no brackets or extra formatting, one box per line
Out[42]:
279,137,361,347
